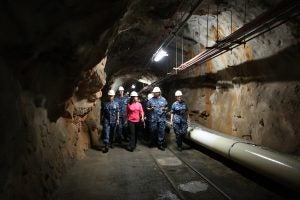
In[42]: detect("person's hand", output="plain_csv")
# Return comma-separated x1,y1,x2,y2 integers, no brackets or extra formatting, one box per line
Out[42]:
141,117,144,122
147,107,153,111
116,119,120,125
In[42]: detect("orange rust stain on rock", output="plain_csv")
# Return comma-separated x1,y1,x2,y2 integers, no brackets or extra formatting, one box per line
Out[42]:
210,91,237,136
217,27,225,41
215,92,231,134
206,60,213,73
210,26,225,41
204,88,213,128
200,43,205,50
211,25,218,41
220,54,227,68
190,50,195,58
224,92,237,135
245,45,253,61
185,50,193,60
193,63,201,76
225,94,233,134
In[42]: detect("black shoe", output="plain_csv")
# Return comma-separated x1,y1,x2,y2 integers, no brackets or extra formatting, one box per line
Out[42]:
177,146,182,152
103,146,109,153
117,139,122,145
158,145,165,151
110,144,114,149
163,142,167,148
148,142,154,148
127,147,134,152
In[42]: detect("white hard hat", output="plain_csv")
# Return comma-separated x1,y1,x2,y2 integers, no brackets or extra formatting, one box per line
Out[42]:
108,89,115,96
130,91,138,97
175,90,183,96
147,93,153,100
118,86,124,91
152,86,161,93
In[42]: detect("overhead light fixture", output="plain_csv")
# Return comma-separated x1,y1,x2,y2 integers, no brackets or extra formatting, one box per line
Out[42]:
138,79,151,85
154,49,168,62
131,84,136,89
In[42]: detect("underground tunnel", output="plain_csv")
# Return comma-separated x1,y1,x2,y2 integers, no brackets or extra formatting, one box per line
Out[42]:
0,0,299,199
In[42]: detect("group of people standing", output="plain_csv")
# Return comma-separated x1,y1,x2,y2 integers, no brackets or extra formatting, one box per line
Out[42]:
101,86,189,153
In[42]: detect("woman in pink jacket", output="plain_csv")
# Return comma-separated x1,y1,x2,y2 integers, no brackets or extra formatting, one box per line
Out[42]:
125,91,144,152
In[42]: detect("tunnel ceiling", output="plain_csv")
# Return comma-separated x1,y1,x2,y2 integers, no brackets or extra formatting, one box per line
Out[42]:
1,0,298,120
104,0,296,91
105,0,183,90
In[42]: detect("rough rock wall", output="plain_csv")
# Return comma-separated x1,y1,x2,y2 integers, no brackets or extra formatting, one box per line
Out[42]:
0,0,128,199
0,55,107,200
163,1,300,154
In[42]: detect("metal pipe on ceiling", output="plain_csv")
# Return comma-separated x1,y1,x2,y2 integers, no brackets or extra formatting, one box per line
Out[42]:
140,0,299,92
171,0,299,73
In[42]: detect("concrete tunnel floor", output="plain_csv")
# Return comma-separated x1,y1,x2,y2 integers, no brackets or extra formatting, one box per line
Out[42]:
53,131,296,200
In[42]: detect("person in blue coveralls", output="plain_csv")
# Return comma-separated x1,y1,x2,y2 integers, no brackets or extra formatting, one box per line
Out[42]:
101,89,119,153
170,90,189,152
115,86,129,143
140,93,154,143
147,87,168,151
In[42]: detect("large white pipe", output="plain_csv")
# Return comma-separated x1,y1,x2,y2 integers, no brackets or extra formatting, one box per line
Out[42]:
186,123,300,191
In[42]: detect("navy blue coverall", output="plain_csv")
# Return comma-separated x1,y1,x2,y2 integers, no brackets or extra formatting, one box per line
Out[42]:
171,100,188,147
102,100,119,145
147,96,168,146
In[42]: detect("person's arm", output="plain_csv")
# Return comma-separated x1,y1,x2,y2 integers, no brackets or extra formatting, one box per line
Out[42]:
100,102,104,121
161,98,168,111
170,103,174,125
140,103,145,122
185,104,190,124
116,103,120,125
147,101,154,111
125,104,129,124
116,112,120,124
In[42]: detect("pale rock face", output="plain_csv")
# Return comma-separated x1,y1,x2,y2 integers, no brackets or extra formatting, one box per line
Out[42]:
161,1,300,154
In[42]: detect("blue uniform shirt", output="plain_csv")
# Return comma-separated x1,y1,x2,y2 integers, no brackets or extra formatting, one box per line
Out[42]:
102,100,120,123
147,96,168,122
115,96,129,118
171,101,188,123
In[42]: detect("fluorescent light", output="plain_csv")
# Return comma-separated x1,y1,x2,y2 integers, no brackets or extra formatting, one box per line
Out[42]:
154,49,168,62
138,79,151,85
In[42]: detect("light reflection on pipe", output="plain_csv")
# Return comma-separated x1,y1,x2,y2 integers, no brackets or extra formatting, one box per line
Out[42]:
245,150,293,169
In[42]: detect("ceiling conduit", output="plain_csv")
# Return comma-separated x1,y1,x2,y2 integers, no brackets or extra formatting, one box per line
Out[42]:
141,0,299,91
171,0,300,73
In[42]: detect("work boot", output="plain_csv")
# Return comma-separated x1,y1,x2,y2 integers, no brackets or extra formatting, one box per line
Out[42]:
127,146,134,152
148,141,155,148
103,145,109,153
116,138,122,145
163,141,167,148
177,146,182,152
158,144,165,151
